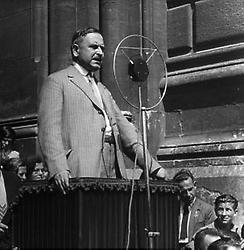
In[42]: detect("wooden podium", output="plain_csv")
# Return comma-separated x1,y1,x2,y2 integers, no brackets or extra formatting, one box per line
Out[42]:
11,178,180,249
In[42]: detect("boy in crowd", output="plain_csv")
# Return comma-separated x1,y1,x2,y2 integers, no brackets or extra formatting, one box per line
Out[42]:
193,194,242,250
199,194,241,241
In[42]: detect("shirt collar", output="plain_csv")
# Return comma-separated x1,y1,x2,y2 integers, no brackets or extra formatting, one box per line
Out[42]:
189,197,196,208
181,197,196,210
73,62,91,77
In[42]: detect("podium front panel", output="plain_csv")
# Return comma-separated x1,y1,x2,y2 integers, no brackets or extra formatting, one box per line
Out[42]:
12,178,180,249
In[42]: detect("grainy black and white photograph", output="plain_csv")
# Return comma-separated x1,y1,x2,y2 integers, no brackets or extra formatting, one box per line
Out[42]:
0,0,244,249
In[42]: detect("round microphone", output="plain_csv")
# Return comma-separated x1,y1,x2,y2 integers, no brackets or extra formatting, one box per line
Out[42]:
128,55,149,82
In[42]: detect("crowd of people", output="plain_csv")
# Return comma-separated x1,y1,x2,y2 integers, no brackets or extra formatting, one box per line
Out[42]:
0,126,49,248
174,169,244,249
0,126,49,183
0,125,243,249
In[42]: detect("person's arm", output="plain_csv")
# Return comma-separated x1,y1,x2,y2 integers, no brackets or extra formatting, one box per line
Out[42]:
129,142,168,179
38,75,70,194
110,96,168,179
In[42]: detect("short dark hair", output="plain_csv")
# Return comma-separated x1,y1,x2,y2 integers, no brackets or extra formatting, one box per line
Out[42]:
26,155,44,178
219,230,241,243
70,27,101,61
215,194,238,210
173,168,194,183
194,228,221,250
207,238,241,250
71,27,100,44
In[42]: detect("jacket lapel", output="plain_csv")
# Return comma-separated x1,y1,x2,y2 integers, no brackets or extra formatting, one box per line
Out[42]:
189,198,200,239
97,83,114,123
66,65,103,110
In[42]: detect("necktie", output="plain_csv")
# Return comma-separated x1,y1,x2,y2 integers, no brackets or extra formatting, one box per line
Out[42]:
87,73,104,109
180,205,190,240
87,73,112,134
0,170,7,222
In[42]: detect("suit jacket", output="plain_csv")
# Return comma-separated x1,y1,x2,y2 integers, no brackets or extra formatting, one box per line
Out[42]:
38,65,161,179
187,198,216,241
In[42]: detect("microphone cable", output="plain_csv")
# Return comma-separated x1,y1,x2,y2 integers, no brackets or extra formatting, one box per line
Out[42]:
125,88,143,250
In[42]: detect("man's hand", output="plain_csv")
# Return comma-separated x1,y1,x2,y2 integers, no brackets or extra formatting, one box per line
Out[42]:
54,170,70,195
0,222,8,233
155,168,169,180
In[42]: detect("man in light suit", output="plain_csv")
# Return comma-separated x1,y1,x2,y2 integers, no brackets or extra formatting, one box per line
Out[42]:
173,169,216,249
38,27,167,194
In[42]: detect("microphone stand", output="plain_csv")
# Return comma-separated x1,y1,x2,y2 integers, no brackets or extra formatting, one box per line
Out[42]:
112,34,168,249
139,87,160,249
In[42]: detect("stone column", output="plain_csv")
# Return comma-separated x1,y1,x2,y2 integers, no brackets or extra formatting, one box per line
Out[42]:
142,0,167,156
48,0,99,73
100,0,141,111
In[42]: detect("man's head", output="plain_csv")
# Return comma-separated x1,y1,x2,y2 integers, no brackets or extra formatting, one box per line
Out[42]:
194,228,222,250
17,164,27,182
214,194,238,228
173,169,196,205
71,27,104,72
